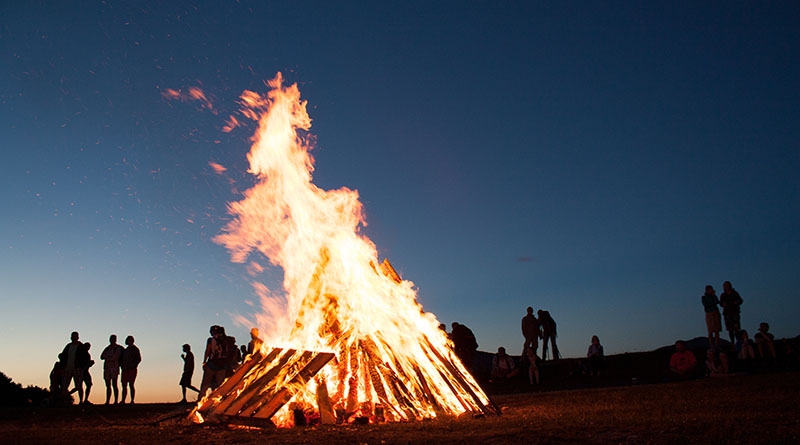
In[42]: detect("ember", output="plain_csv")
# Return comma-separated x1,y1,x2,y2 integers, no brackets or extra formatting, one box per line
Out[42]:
192,73,498,426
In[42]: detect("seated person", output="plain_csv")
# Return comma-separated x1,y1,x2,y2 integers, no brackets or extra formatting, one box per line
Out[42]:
490,347,520,381
705,348,730,376
737,330,756,360
585,335,605,377
669,340,698,379
754,322,776,360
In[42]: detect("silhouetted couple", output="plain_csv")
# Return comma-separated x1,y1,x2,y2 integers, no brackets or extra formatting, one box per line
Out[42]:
521,307,560,360
99,334,140,404
58,331,92,405
198,325,242,400
701,281,743,346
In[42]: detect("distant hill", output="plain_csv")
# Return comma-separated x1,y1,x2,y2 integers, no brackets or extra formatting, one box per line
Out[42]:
472,336,800,395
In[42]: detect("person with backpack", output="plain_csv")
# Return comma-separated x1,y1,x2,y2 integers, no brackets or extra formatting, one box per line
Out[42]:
199,325,228,399
538,310,561,360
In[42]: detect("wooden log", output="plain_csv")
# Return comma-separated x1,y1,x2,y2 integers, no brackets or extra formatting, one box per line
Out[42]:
316,377,336,425
221,349,301,417
418,342,472,413
423,336,500,416
359,340,404,420
199,349,267,412
252,352,335,419
345,342,359,413
412,363,444,414
240,351,314,417
380,259,402,284
361,336,420,420
205,348,282,416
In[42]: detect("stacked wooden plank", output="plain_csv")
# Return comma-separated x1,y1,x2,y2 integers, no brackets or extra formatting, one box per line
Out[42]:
194,347,335,425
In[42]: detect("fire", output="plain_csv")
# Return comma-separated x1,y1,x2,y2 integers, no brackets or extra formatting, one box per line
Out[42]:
202,73,494,426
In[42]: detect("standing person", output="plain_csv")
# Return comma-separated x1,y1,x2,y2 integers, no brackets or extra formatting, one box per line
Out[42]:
59,331,84,404
247,327,264,357
199,326,227,399
74,342,94,404
702,285,722,347
120,335,141,404
538,310,560,360
521,307,539,356
719,281,743,344
179,344,200,403
100,335,123,404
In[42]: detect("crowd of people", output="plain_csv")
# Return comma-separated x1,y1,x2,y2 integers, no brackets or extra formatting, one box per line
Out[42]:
50,279,786,405
50,332,140,405
669,280,780,379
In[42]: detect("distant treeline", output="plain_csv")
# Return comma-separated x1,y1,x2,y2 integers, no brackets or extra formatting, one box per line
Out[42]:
0,372,50,407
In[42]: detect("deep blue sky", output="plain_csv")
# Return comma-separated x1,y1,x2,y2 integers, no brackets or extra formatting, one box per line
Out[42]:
2,1,798,402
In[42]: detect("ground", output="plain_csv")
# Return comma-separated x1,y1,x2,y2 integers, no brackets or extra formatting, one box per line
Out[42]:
2,371,799,444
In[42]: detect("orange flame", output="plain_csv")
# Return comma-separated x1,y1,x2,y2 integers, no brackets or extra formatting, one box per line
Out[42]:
212,73,491,426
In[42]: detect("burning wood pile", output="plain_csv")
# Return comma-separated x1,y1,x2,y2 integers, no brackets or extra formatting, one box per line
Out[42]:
191,73,498,427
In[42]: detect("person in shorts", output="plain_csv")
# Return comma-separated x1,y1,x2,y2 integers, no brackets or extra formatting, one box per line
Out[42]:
180,344,200,403
100,335,123,404
701,285,721,347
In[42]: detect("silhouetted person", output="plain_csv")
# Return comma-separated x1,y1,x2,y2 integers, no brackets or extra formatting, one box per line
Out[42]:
217,326,238,378
240,344,248,361
702,285,721,347
450,322,478,370
754,322,776,361
200,325,227,399
705,348,730,376
59,331,84,403
538,310,560,360
525,346,540,384
100,334,123,404
180,344,200,403
719,281,743,344
72,342,94,404
120,335,141,404
490,347,520,381
737,330,756,360
668,340,697,379
521,307,539,356
585,335,605,377
247,327,263,356
49,361,68,405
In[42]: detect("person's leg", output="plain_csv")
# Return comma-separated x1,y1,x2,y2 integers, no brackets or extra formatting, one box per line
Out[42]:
130,374,136,404
84,381,92,403
541,335,549,360
181,385,187,403
112,376,119,403
121,381,128,403
74,372,84,403
551,338,560,359
104,377,112,404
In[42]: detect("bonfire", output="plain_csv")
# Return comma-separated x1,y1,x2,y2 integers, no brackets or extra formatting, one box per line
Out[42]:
191,74,498,427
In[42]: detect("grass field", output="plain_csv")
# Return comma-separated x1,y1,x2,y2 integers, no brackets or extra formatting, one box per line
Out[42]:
2,371,798,444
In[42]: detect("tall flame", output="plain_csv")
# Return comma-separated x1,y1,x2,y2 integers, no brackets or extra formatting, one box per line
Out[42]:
213,73,491,425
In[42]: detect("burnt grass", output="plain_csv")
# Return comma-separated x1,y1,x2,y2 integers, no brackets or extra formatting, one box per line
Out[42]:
2,371,799,444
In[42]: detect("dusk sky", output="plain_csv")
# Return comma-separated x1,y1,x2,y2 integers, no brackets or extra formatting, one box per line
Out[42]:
2,2,798,403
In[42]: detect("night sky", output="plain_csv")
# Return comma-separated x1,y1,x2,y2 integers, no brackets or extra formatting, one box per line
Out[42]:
2,1,798,403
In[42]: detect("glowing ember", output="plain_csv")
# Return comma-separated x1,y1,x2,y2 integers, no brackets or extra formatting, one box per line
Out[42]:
197,73,495,426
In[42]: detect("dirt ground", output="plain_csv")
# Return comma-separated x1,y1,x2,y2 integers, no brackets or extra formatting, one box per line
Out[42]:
2,371,799,444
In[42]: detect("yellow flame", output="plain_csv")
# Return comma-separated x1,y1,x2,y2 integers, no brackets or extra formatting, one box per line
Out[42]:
213,73,491,426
